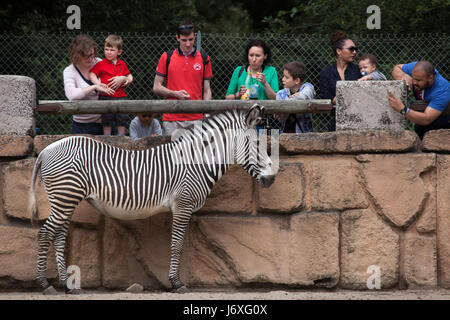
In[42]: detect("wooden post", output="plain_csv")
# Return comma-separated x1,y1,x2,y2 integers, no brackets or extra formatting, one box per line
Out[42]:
36,99,449,115
36,99,333,114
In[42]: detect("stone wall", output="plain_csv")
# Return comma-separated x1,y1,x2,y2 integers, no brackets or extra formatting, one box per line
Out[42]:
1,130,450,291
1,76,450,292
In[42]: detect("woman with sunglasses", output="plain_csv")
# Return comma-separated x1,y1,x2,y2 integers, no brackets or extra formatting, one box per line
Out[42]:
319,30,362,131
63,34,119,134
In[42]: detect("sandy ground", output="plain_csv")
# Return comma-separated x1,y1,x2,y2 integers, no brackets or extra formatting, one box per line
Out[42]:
2,288,450,300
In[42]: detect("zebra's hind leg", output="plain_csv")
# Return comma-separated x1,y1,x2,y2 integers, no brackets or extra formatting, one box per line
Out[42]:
37,219,58,295
168,205,194,293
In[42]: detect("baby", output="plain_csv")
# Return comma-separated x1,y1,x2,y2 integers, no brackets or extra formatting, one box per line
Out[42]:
358,53,387,81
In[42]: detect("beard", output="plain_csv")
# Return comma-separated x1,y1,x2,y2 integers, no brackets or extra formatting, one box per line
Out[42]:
424,79,433,89
415,79,433,91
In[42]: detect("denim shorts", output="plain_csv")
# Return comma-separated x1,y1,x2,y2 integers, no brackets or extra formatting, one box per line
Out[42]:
72,121,103,135
99,95,128,126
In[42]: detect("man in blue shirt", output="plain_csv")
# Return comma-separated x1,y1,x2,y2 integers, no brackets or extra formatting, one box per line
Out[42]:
389,60,450,139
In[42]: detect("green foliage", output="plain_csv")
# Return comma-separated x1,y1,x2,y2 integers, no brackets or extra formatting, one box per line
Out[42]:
262,0,450,34
0,0,253,33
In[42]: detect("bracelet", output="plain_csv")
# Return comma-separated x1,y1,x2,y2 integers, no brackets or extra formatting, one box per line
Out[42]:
400,106,410,116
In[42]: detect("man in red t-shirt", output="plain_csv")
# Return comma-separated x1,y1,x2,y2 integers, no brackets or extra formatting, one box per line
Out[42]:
153,21,213,136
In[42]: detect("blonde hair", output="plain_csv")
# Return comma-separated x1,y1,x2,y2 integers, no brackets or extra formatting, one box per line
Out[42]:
105,34,123,51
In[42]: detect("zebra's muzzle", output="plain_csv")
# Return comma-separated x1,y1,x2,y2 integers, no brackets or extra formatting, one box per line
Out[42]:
259,175,275,188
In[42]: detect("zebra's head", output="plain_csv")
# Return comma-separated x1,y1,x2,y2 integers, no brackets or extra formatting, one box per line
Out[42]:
236,104,276,188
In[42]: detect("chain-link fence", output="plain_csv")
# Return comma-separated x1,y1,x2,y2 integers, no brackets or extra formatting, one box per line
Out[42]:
1,32,448,134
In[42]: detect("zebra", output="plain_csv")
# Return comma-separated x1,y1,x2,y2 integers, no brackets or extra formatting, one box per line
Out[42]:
29,104,276,294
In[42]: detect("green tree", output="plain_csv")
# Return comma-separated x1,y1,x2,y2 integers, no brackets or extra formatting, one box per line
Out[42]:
262,0,450,34
0,0,253,33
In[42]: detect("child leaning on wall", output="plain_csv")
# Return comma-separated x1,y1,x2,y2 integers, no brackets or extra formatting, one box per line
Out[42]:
129,113,162,142
358,53,387,81
276,61,316,133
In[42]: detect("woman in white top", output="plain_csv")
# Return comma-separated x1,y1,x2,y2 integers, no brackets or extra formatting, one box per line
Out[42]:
63,35,125,134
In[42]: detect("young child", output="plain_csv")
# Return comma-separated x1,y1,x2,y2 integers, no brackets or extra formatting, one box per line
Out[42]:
358,53,387,81
276,61,316,133
89,34,133,136
129,113,162,142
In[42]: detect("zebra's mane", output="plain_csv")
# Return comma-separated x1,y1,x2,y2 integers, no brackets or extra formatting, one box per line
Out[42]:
126,108,245,150
183,107,245,133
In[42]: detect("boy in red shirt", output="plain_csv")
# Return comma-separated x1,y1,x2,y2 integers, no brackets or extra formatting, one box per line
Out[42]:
90,34,133,135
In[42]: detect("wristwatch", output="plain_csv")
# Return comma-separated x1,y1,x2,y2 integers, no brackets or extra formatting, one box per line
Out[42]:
400,106,409,116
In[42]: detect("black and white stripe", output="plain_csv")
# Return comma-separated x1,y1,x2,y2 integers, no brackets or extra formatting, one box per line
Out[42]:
29,104,275,293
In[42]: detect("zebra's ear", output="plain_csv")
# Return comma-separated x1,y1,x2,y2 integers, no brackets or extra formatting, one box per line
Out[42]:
245,104,264,128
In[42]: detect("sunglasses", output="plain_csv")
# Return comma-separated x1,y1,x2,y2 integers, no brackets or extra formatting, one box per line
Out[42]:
178,24,194,30
343,46,358,53
141,114,154,118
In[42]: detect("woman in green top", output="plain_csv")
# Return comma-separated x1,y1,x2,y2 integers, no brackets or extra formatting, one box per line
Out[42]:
225,39,279,100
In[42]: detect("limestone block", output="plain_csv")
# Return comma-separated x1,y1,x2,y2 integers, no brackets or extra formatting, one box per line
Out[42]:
102,214,173,290
310,158,367,211
279,130,419,154
256,162,304,213
357,154,436,228
340,209,399,289
436,155,450,288
3,158,51,221
0,224,57,283
67,227,101,288
415,164,436,233
422,129,450,152
185,213,340,288
2,158,101,226
0,75,36,136
33,135,69,154
199,165,254,214
288,213,339,287
0,135,33,157
336,80,407,131
0,164,6,224
403,231,437,289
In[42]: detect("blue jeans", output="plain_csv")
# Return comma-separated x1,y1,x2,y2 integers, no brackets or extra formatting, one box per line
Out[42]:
72,121,103,135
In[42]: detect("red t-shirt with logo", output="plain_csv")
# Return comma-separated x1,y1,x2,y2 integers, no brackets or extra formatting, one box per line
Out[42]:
90,58,130,98
156,48,213,121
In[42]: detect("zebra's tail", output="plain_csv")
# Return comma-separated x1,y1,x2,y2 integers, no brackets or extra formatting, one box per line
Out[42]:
29,152,43,227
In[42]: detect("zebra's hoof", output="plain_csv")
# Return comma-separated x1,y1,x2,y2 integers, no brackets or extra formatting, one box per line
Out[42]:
174,285,190,294
66,288,83,295
43,285,58,295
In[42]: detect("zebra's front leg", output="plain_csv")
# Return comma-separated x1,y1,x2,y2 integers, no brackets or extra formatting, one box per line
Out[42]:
169,206,193,293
